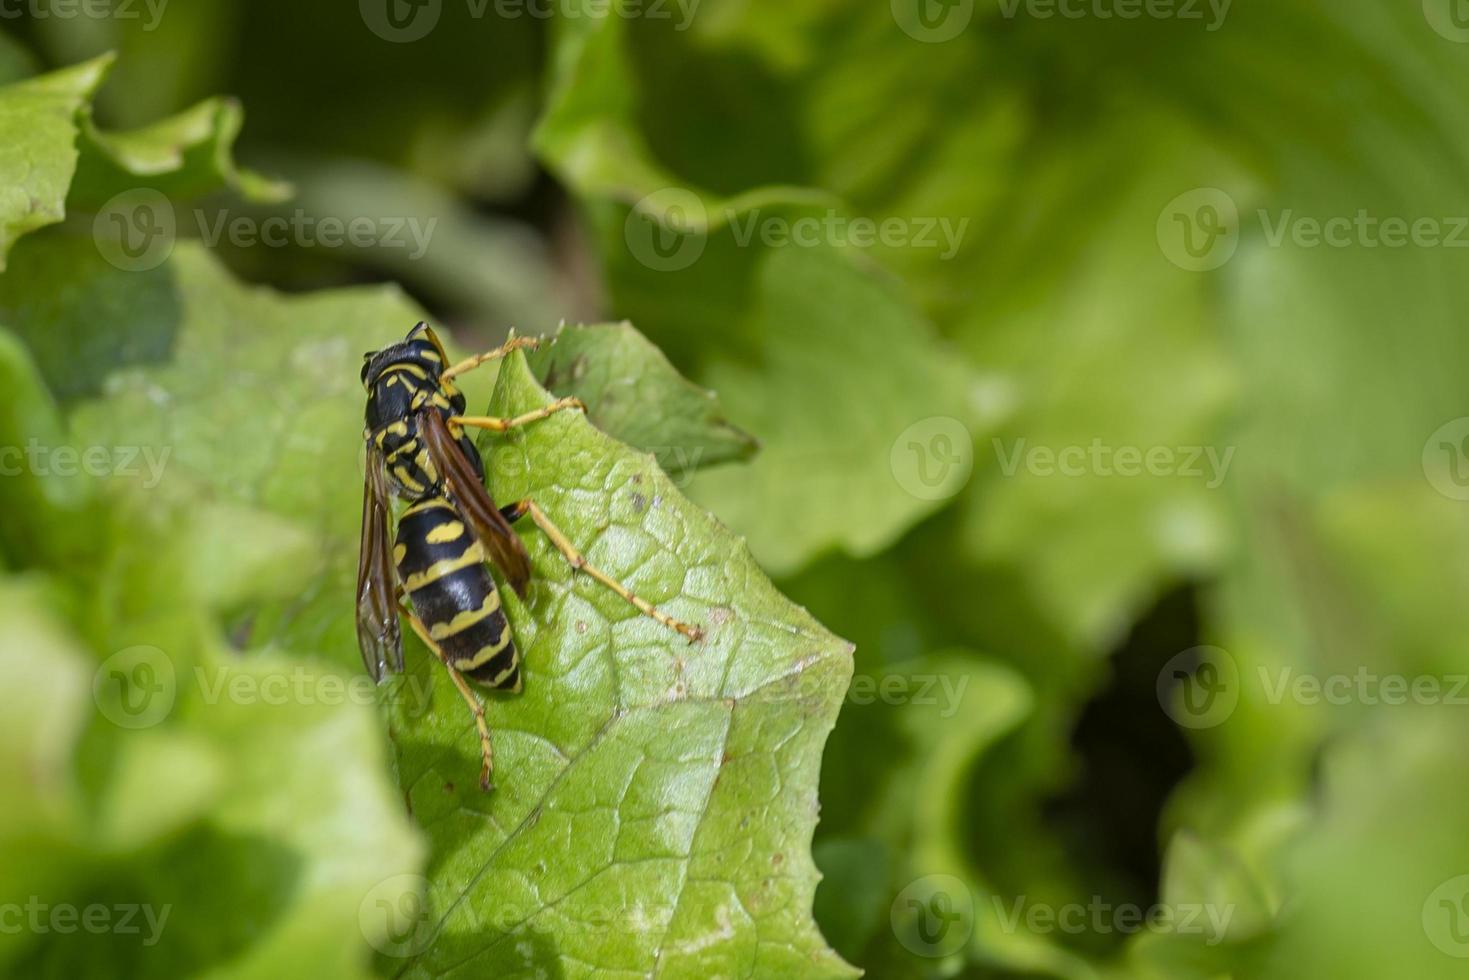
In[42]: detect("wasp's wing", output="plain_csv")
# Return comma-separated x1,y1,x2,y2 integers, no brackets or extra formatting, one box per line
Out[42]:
417,407,532,596
356,445,403,681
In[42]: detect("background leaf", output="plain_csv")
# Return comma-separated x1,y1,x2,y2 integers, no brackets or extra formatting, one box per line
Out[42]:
0,55,108,267
527,320,758,482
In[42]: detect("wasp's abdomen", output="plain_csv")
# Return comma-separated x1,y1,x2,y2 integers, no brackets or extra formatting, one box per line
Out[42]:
395,496,520,691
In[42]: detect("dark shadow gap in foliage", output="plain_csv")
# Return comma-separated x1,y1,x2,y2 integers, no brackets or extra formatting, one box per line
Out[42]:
1038,584,1202,923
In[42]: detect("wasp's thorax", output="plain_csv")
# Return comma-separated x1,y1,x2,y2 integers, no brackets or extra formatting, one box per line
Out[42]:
361,327,446,386
363,324,481,500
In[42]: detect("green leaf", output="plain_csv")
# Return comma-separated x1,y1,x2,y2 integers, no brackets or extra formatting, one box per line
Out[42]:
0,57,429,974
382,350,856,978
0,54,285,271
0,214,433,977
71,94,291,208
1227,712,1469,980
59,239,428,667
1157,831,1273,943
527,321,758,482
0,233,185,402
0,327,97,564
955,127,1238,648
0,580,92,881
533,5,836,230
0,55,110,269
28,0,235,127
0,574,425,979
1158,17,1469,977
41,236,852,974
818,649,1099,980
535,10,991,575
687,247,986,574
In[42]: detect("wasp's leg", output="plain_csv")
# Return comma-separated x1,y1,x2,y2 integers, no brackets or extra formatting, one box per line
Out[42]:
399,599,496,791
502,499,704,643
450,397,587,434
439,335,541,381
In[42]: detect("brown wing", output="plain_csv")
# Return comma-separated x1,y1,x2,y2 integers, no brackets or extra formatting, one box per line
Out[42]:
417,407,532,596
356,444,403,682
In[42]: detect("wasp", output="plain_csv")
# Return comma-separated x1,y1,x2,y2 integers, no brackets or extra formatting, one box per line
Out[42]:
356,322,703,790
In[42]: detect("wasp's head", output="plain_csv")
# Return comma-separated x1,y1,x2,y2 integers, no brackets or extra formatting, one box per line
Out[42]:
360,322,450,388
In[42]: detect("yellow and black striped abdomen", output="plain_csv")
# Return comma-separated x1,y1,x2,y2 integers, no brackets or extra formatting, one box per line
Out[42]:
395,496,520,691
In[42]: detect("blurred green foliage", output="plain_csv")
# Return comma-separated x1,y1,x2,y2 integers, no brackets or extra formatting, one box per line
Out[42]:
2,0,1468,977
